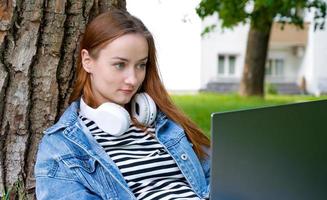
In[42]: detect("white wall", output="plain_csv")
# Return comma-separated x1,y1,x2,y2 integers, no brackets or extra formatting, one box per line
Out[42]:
127,0,201,92
267,47,302,83
298,22,314,94
300,13,327,95
200,15,249,88
298,9,327,95
313,27,327,94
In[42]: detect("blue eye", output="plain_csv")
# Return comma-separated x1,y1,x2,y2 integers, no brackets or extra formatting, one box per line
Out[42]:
137,63,147,69
114,63,125,69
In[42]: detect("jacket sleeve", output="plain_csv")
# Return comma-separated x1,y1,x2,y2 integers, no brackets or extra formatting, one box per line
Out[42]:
36,176,102,200
35,134,103,200
201,146,211,187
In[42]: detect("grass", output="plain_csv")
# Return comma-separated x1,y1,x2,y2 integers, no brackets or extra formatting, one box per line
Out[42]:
0,180,26,200
171,92,327,136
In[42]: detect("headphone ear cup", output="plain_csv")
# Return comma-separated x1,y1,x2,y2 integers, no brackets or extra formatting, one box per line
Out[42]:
96,103,131,136
80,98,131,136
131,93,157,126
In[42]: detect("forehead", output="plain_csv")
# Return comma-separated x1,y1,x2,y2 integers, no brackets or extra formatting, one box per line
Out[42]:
99,33,149,59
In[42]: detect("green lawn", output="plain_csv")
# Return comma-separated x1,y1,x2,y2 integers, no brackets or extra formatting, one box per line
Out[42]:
171,92,327,136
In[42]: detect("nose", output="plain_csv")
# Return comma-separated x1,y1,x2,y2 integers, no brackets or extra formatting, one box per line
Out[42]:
124,68,137,86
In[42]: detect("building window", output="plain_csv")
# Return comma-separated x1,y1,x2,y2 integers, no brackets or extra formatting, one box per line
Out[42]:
218,55,225,74
228,56,236,75
275,59,284,76
217,54,237,76
265,58,284,76
266,59,273,75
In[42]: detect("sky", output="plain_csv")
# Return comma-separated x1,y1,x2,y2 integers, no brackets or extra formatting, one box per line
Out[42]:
126,0,202,91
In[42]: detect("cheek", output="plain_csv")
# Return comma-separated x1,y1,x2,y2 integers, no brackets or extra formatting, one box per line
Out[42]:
91,72,116,92
94,66,118,83
139,71,146,82
101,73,120,86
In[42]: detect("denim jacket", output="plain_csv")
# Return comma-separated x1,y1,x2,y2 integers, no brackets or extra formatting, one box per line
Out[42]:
35,101,210,200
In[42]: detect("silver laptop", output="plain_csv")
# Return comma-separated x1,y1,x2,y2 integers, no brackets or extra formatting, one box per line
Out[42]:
210,99,327,200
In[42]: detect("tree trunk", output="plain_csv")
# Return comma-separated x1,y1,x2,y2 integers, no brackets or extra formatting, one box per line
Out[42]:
0,0,126,199
239,22,272,97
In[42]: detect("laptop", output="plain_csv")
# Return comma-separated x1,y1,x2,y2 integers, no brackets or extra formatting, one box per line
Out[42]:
210,99,327,200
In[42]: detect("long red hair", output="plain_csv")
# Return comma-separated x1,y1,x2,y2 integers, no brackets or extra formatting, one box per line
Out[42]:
69,9,210,158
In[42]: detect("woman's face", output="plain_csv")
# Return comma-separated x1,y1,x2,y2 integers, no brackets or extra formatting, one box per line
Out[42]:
82,33,148,106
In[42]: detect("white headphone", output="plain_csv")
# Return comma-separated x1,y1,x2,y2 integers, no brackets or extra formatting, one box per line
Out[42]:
79,92,157,136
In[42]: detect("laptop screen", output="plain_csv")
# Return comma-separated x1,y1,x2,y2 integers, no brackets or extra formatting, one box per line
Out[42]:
210,100,327,200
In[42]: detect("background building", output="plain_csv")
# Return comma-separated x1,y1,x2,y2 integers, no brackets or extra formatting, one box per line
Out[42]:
201,14,327,95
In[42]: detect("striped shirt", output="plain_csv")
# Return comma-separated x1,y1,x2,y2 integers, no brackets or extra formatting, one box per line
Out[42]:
79,114,203,200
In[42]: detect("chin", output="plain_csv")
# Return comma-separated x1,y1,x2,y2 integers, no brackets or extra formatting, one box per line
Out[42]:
115,97,132,106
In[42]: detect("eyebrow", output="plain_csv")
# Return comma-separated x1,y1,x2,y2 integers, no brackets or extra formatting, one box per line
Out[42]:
111,56,148,62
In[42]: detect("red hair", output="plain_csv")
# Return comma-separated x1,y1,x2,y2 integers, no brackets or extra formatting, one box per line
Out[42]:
69,9,210,158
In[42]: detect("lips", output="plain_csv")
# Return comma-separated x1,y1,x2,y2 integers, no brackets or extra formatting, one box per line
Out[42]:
119,89,134,94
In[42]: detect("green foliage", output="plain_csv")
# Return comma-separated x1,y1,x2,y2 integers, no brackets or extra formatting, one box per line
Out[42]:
197,0,249,28
201,24,217,36
265,83,278,95
1,191,9,200
171,92,327,136
196,0,327,32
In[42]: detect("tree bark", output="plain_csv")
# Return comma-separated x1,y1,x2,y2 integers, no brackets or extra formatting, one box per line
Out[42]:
0,0,126,199
239,21,272,97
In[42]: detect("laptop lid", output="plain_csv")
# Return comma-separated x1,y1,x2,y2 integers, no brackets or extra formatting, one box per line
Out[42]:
210,99,327,200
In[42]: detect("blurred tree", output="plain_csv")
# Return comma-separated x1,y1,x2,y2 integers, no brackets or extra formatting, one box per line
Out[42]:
196,0,326,97
0,0,126,199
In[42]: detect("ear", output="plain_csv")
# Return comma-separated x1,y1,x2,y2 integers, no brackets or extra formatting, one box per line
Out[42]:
81,49,94,73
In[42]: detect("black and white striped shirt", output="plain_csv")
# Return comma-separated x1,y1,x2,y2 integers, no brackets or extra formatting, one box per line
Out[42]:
79,114,203,200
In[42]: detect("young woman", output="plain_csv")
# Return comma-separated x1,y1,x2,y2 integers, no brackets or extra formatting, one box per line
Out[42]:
35,9,210,200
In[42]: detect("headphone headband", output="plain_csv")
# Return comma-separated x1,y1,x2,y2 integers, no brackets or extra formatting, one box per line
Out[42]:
79,93,157,136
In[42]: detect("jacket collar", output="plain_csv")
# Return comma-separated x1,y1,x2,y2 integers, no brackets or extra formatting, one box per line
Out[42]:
44,101,79,135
